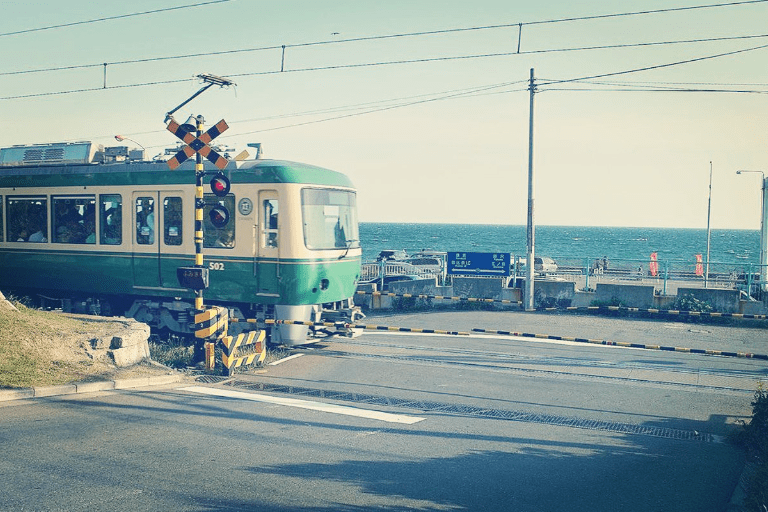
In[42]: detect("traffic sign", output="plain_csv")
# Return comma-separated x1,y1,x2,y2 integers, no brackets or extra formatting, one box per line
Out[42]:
166,118,229,170
447,252,511,276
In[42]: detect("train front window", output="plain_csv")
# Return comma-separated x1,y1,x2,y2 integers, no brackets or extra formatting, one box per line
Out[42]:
301,189,359,250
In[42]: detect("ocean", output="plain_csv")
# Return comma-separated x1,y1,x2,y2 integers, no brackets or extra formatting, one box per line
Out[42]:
359,223,762,270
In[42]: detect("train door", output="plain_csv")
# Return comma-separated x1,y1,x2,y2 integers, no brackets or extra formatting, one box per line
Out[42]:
255,190,280,297
158,191,186,290
132,193,160,289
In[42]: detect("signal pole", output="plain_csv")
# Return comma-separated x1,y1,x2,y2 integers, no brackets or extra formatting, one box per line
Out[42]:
525,68,536,311
194,115,206,313
163,74,235,364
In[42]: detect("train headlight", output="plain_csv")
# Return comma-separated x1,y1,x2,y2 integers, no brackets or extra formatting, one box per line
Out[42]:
209,173,231,197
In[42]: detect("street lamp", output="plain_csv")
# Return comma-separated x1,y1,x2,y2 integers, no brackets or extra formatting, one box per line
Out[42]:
114,135,146,151
736,170,768,292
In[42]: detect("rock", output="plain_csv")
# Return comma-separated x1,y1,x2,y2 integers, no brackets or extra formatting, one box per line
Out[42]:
0,291,18,312
105,320,152,367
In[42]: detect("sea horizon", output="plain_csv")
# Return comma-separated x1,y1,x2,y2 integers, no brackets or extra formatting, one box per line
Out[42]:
358,222,762,271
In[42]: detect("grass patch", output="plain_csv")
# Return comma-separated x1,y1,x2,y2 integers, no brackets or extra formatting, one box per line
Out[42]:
0,352,37,388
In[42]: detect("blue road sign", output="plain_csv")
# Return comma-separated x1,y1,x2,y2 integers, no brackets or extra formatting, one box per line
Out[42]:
447,252,511,276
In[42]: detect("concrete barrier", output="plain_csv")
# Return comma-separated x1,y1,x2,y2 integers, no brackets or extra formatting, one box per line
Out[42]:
530,279,576,306
452,277,507,300
595,283,656,308
355,276,767,315
677,287,741,314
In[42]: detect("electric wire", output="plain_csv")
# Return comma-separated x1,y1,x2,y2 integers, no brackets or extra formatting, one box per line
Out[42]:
228,81,530,137
0,0,233,38
3,38,767,101
3,30,768,78
537,41,768,88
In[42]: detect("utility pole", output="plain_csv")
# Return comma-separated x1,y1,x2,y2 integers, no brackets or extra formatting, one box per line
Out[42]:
525,68,536,311
705,161,712,288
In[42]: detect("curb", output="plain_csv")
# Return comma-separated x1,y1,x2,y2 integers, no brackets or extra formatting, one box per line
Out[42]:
0,374,187,402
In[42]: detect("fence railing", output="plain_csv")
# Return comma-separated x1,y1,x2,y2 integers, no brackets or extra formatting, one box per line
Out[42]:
509,256,766,296
361,261,442,282
361,255,767,297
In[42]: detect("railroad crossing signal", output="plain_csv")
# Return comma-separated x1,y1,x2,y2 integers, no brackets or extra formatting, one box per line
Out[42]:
166,118,229,170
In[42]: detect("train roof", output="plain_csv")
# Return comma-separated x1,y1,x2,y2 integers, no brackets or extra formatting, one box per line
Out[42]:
0,158,355,190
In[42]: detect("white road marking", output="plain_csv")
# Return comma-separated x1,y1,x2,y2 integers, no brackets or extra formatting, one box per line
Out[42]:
269,353,304,366
377,330,636,350
179,386,426,424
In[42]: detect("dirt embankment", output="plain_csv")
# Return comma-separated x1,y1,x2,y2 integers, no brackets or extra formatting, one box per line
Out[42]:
0,293,175,388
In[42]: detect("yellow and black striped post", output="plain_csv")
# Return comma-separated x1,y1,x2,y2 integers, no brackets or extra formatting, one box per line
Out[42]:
221,330,267,375
193,115,207,363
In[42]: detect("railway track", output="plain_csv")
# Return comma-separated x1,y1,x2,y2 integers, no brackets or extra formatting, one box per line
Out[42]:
300,335,768,393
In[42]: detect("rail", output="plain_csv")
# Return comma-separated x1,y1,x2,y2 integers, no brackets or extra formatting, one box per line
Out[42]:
361,261,443,282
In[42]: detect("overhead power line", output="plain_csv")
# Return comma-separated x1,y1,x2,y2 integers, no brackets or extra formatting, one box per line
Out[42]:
3,0,768,77
3,37,768,102
0,0,232,38
538,41,768,88
5,31,768,79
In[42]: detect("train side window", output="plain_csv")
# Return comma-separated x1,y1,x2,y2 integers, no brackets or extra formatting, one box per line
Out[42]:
0,196,3,242
203,194,235,249
163,196,183,246
100,194,122,245
52,195,96,244
136,197,155,245
262,199,278,248
7,196,48,243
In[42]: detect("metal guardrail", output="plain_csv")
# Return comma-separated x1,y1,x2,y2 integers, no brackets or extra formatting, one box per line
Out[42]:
361,255,766,297
519,256,767,297
361,261,442,282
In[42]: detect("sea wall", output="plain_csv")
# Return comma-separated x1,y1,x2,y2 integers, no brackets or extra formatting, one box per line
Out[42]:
356,277,768,315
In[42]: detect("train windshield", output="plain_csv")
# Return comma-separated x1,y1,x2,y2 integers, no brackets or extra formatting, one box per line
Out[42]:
301,188,359,250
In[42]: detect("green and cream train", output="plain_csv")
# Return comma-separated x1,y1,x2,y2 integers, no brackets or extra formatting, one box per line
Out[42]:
0,141,363,345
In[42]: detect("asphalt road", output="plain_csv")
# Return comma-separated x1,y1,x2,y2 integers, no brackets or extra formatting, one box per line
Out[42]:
1,311,766,511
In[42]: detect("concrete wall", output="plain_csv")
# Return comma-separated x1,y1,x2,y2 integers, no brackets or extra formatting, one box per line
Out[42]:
676,287,741,314
529,280,576,306
595,283,656,309
452,277,507,300
357,276,767,314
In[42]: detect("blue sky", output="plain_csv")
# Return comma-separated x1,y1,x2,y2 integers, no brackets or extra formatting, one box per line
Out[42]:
2,0,768,229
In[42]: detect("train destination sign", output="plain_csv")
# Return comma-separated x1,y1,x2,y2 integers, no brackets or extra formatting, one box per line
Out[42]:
447,252,511,276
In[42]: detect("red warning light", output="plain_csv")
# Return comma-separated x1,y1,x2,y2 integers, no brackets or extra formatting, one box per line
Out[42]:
210,174,231,197
209,205,230,228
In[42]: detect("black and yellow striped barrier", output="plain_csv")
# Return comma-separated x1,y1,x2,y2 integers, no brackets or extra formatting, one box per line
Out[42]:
470,327,768,360
194,306,229,339
541,304,768,320
221,330,266,375
233,316,767,361
354,290,768,320
230,317,470,336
